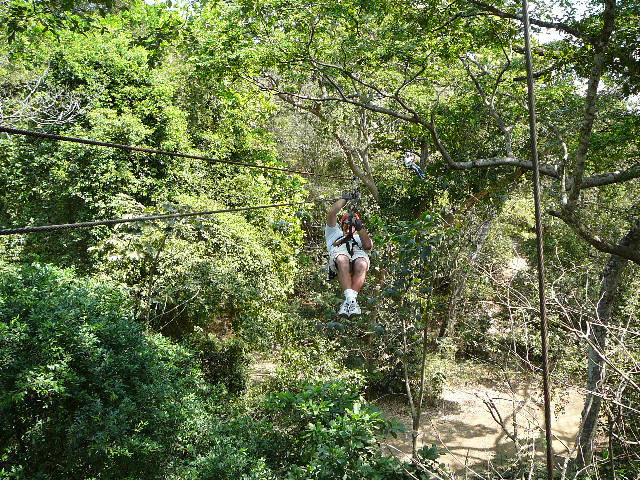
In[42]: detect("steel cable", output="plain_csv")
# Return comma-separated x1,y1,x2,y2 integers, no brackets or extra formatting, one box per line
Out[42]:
0,198,338,236
521,0,554,477
0,126,348,180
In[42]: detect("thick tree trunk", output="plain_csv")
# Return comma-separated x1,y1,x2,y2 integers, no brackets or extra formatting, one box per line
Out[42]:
575,221,640,471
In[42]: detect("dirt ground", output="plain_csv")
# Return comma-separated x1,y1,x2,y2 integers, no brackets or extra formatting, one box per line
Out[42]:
248,357,584,473
377,379,584,472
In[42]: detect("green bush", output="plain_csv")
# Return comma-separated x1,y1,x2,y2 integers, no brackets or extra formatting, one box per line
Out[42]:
0,263,210,480
185,329,250,394
172,419,277,480
271,342,352,391
258,379,409,479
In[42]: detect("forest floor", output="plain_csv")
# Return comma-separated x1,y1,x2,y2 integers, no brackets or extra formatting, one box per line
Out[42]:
376,373,584,473
248,358,584,473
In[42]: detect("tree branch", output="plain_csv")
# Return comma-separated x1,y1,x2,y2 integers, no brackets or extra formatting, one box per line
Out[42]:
395,65,427,98
309,58,424,121
468,0,589,40
425,120,560,177
548,211,640,265
461,55,514,156
581,164,640,189
565,0,617,208
248,74,421,123
513,61,563,82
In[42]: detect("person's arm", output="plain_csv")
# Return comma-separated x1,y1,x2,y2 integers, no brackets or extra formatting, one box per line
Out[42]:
327,197,349,227
357,227,373,250
353,217,373,250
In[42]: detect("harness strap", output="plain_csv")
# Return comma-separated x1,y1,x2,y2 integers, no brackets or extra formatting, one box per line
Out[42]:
332,235,361,256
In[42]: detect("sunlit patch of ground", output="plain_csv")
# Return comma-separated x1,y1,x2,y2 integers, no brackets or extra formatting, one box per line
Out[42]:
249,356,278,385
378,378,584,473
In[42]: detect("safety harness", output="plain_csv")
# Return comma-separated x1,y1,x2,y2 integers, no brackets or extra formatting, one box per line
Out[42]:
332,212,362,257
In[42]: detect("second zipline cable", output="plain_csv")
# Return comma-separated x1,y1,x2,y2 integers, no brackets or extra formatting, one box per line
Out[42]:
0,126,348,180
0,198,338,236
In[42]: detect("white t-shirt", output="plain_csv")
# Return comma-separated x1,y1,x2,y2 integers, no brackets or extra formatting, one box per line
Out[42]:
325,225,363,253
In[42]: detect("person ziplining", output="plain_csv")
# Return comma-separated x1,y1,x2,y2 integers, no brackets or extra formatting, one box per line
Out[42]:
325,194,373,317
0,126,377,320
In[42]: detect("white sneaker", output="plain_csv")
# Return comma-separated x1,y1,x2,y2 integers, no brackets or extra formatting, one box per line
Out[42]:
338,300,350,317
347,299,361,316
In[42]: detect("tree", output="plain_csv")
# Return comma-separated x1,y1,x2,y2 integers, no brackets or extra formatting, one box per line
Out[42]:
0,1,308,345
271,93,382,201
235,0,640,466
234,0,639,470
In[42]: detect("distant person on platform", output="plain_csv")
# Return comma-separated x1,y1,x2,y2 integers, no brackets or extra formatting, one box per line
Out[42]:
325,194,373,317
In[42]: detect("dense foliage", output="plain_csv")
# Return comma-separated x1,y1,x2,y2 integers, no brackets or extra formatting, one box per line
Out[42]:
1,0,639,478
0,263,212,479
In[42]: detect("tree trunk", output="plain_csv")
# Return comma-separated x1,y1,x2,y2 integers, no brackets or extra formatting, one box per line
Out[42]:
399,303,418,456
419,138,429,171
412,308,430,459
439,215,494,338
575,221,640,471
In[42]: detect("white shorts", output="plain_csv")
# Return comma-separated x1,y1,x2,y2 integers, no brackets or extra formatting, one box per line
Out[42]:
328,244,370,274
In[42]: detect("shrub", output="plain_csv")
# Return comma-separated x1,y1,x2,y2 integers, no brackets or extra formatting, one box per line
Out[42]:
172,419,277,480
0,263,209,480
90,195,302,343
258,379,408,478
271,342,353,391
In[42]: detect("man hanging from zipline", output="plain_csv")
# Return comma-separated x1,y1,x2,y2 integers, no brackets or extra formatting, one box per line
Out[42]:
325,194,373,317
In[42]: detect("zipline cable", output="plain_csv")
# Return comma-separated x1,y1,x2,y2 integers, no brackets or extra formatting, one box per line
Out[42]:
521,0,554,477
0,126,348,180
0,198,338,236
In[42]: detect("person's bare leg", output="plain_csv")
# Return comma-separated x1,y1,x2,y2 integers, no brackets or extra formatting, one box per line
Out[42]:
335,255,352,290
351,258,369,292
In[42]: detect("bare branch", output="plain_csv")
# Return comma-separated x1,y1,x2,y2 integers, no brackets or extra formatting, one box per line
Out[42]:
513,61,563,82
309,58,425,121
581,164,640,189
492,46,512,105
395,65,427,98
426,119,560,176
468,0,589,40
548,210,640,264
480,394,519,443
260,81,421,123
461,55,514,156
